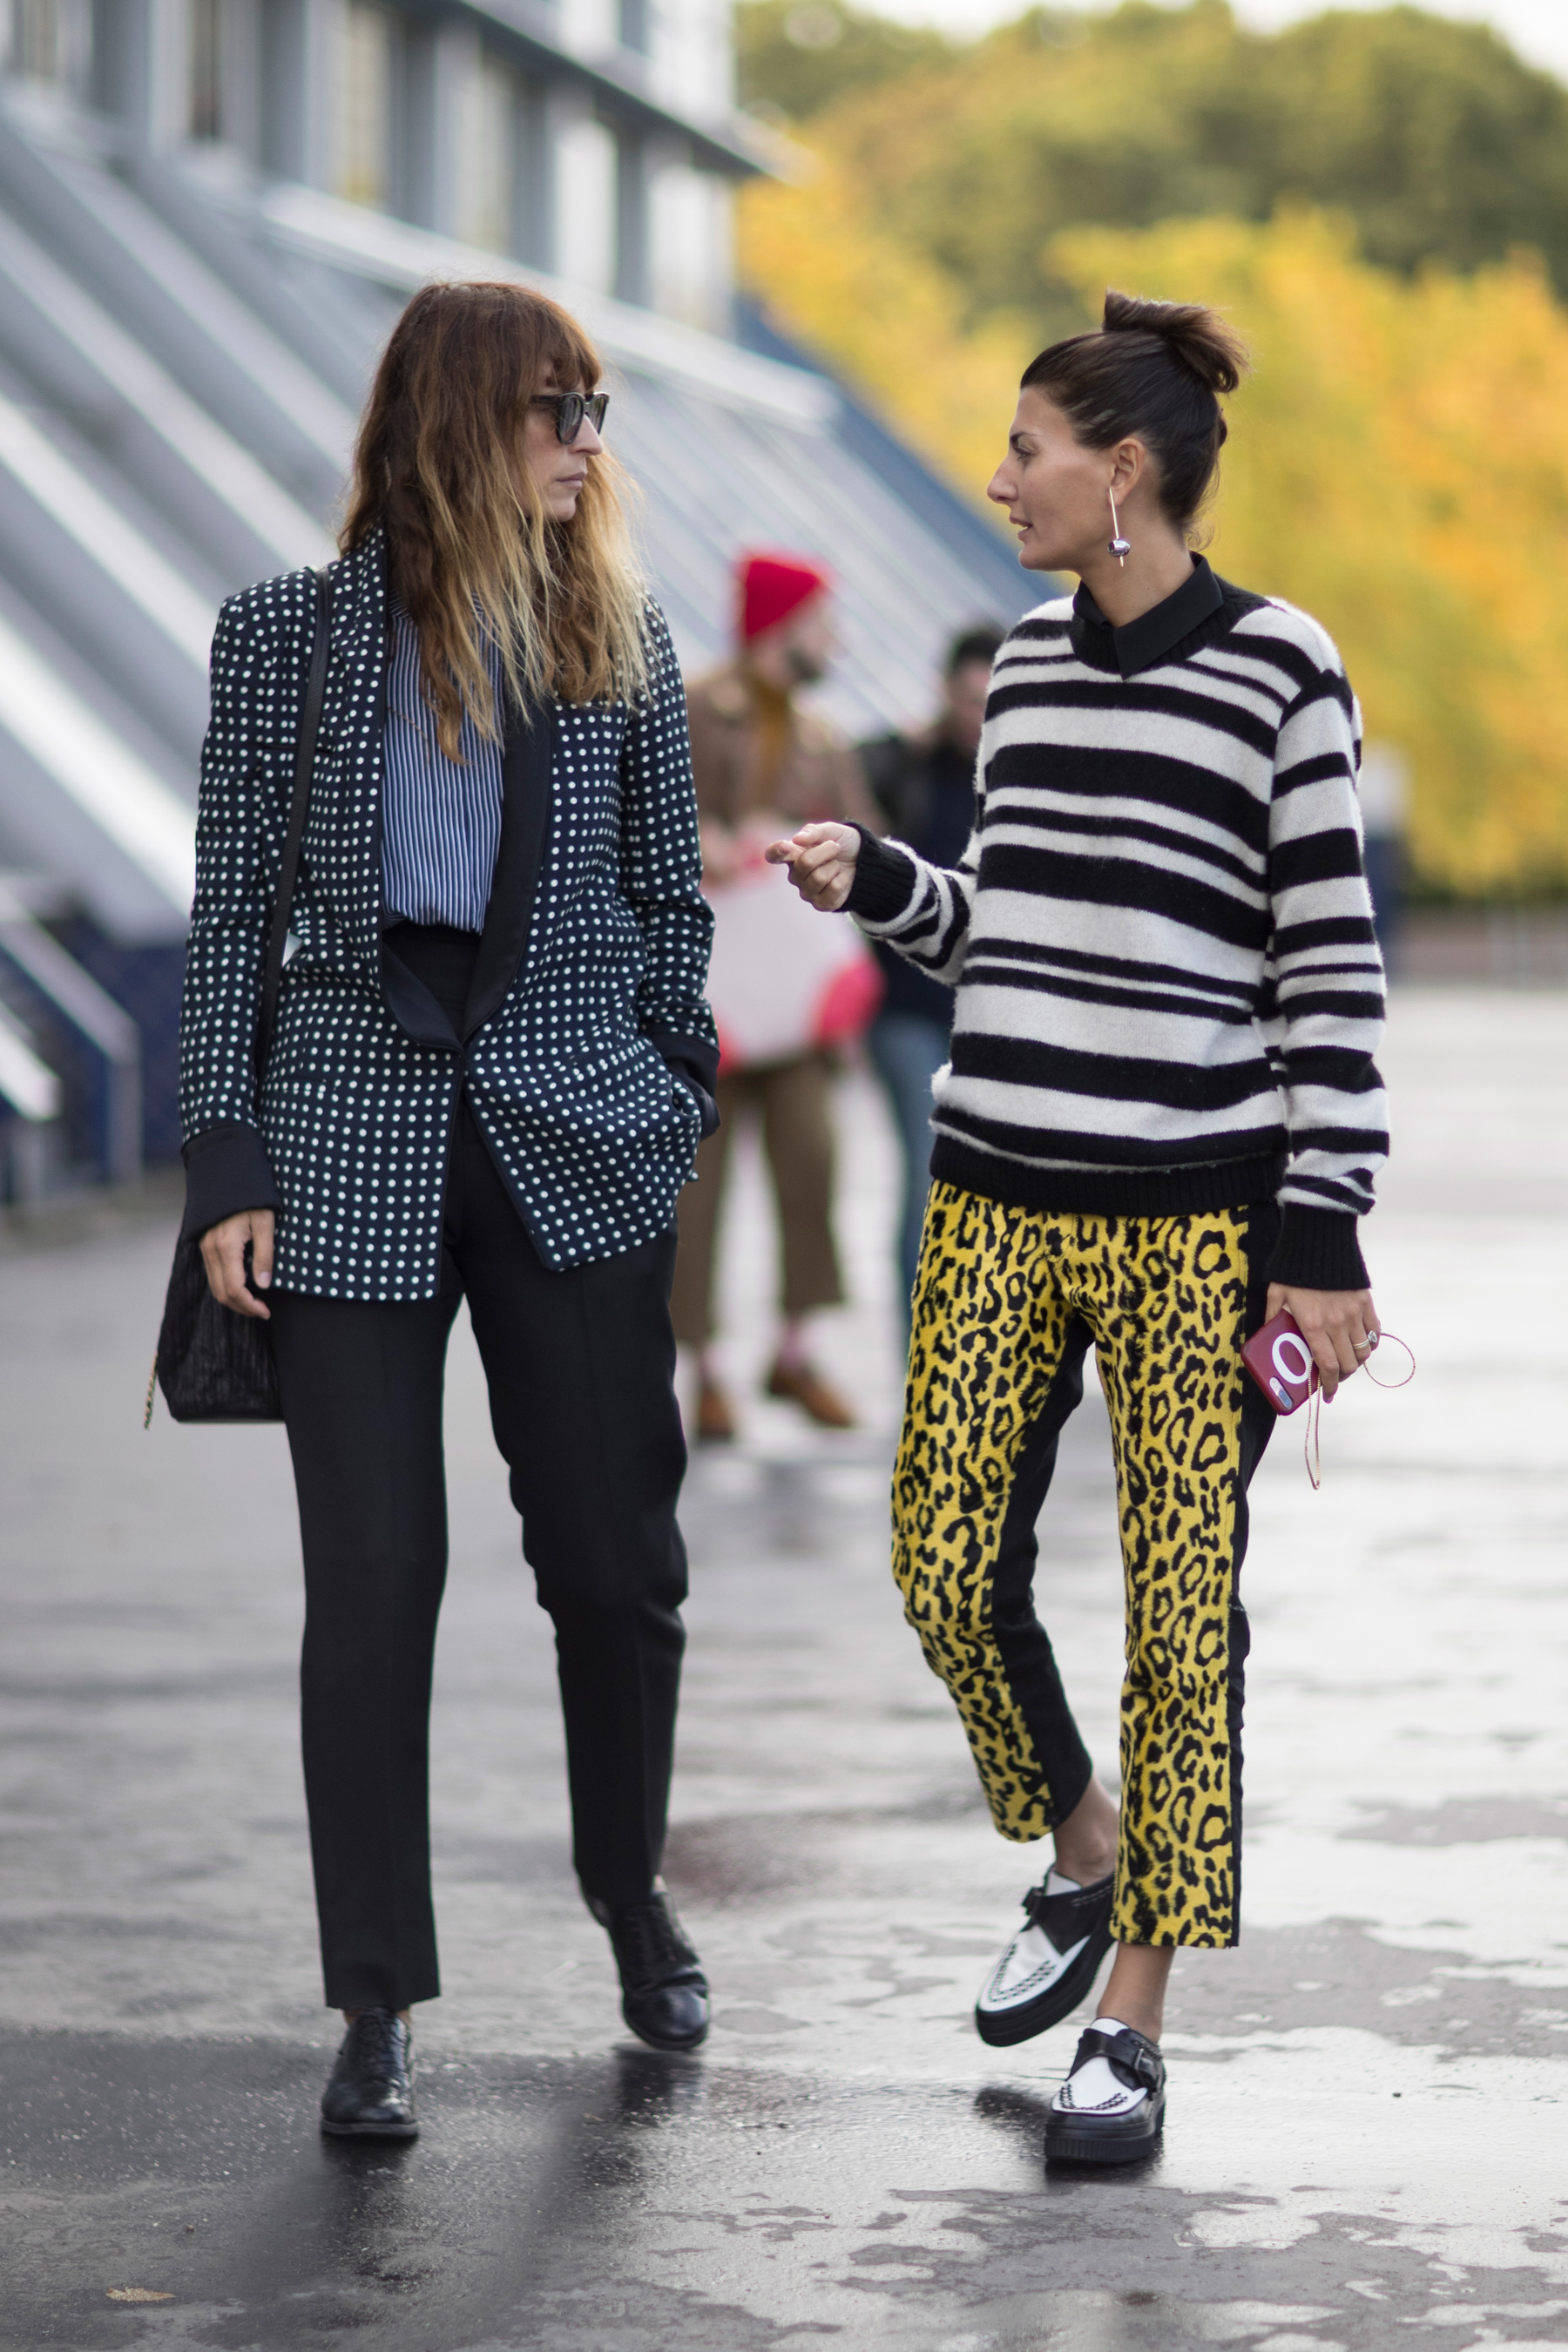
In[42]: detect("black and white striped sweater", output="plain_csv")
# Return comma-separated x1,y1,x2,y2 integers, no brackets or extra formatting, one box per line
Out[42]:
848,558,1387,1290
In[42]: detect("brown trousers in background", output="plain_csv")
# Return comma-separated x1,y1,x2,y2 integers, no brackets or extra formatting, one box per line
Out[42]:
670,1053,844,1347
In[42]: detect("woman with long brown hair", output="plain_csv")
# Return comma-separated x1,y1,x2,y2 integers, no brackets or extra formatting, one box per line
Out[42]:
179,282,718,2135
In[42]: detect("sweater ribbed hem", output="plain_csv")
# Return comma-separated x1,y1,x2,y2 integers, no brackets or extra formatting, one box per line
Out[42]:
1267,1205,1369,1291
929,1136,1285,1220
845,825,918,925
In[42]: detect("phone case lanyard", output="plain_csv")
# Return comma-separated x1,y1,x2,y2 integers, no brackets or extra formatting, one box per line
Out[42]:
1304,1330,1416,1490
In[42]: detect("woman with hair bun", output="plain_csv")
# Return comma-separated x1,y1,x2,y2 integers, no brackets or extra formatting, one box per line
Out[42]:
181,282,717,2136
770,290,1387,2166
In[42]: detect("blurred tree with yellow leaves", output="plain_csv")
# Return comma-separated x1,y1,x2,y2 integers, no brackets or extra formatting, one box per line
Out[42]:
1052,213,1568,894
739,188,1568,894
740,3,1568,322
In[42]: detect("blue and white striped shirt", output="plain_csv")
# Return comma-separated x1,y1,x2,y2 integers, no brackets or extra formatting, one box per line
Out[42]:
381,602,504,932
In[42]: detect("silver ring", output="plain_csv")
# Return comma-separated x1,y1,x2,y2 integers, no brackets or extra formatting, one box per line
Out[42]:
1352,1340,1371,1355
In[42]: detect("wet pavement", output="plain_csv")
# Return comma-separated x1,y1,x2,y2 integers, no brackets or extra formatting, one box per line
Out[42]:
2,986,1566,2350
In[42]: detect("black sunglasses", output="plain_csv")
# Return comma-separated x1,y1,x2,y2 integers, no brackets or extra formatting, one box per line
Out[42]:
531,390,609,444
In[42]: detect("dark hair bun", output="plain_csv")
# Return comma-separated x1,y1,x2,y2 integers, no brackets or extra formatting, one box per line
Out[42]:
1102,288,1247,396
1020,286,1248,531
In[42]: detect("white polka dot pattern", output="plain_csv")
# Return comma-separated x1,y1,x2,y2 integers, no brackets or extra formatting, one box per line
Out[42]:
179,535,716,1300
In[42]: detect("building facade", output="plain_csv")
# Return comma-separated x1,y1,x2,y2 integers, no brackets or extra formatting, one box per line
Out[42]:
17,0,751,328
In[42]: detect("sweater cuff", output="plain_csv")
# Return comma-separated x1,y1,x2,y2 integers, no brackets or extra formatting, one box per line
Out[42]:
844,824,919,926
179,1122,283,1242
1267,1205,1369,1292
646,1028,720,1140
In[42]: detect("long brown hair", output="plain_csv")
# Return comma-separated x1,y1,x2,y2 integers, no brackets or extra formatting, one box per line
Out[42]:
341,281,647,754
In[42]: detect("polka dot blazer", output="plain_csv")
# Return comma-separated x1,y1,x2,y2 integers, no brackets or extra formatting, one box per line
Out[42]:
178,535,718,1301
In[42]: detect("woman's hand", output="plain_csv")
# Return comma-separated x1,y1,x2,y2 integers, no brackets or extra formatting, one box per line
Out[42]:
764,821,861,912
1266,1282,1379,1400
199,1208,275,1321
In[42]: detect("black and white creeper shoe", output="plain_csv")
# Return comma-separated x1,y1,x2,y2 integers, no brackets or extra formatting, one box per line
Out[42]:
1044,2018,1166,2166
975,1870,1114,2045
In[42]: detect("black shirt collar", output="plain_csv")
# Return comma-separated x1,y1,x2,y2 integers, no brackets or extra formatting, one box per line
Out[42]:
1071,553,1225,678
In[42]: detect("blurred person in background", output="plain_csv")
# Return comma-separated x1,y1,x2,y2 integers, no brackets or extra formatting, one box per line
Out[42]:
769,292,1387,2169
181,283,717,2139
1356,742,1409,971
861,625,1004,1317
672,553,878,1442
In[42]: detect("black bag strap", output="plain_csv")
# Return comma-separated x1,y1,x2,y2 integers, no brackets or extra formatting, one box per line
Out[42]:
254,566,332,1082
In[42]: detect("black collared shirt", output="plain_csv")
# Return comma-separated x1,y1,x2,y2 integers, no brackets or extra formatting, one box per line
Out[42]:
1070,553,1227,679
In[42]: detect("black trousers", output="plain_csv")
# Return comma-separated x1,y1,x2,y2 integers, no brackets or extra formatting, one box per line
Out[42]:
268,930,689,2011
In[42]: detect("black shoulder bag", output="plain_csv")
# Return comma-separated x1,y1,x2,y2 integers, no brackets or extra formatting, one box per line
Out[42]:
146,568,332,1427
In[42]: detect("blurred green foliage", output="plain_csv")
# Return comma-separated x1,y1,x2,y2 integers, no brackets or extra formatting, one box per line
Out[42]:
737,0,952,120
740,0,1568,331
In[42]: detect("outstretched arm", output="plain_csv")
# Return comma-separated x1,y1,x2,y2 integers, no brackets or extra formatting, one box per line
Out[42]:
768,782,984,987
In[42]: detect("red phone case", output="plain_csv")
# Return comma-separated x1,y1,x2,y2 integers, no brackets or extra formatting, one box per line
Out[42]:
1241,1308,1320,1416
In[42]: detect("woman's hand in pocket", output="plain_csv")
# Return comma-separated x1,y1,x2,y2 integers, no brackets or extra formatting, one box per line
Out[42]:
199,1208,275,1320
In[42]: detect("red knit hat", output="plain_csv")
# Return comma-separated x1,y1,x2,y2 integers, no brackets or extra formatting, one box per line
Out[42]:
738,551,830,643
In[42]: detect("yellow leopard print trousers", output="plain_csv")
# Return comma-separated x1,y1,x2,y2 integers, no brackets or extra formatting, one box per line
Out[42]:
894,1181,1272,1948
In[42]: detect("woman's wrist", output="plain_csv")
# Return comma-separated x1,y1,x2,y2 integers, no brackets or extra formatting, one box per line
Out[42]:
843,825,916,924
180,1122,283,1242
1267,1204,1368,1293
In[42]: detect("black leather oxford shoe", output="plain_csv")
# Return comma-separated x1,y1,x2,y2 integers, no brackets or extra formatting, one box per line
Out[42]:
590,1890,709,2051
320,2007,418,2139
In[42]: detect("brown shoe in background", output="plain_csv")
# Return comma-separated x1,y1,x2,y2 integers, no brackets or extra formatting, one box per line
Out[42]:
696,1375,737,1443
765,1357,857,1429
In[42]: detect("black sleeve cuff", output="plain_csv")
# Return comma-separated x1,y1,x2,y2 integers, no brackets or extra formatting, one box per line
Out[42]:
1267,1205,1369,1291
844,824,919,924
647,1028,721,1140
179,1122,283,1241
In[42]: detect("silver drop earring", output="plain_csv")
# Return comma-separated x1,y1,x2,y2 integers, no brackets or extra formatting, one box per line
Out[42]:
1107,487,1131,564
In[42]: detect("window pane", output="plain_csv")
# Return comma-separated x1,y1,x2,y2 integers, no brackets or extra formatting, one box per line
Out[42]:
650,162,730,332
556,116,616,295
458,55,514,253
4,0,91,93
336,1,394,208
190,0,222,140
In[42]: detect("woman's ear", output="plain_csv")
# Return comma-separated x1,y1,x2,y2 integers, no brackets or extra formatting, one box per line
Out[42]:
1108,437,1150,499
